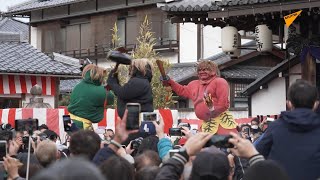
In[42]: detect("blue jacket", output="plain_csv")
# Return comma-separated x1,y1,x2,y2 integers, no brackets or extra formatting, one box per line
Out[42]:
256,108,320,180
157,138,172,160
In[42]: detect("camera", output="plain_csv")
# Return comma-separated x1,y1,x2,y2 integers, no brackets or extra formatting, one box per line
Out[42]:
22,136,29,144
169,128,183,136
130,137,143,150
205,135,234,148
178,122,191,129
0,124,13,131
141,112,158,121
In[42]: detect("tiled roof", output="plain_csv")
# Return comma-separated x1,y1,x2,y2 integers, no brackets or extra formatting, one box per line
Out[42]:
221,65,270,79
157,0,219,12
157,0,279,12
168,62,197,82
206,41,256,65
0,39,81,76
7,0,88,13
242,56,300,95
215,0,279,6
0,18,29,42
60,79,81,93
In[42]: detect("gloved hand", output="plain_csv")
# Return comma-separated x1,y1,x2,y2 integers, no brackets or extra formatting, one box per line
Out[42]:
107,69,119,85
160,75,171,87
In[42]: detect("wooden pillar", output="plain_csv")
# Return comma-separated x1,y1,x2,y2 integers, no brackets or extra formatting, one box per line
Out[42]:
197,24,203,60
54,77,60,108
302,51,316,85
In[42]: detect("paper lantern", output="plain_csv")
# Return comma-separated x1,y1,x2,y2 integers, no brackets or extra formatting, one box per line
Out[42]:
230,33,241,58
255,24,272,52
221,26,238,52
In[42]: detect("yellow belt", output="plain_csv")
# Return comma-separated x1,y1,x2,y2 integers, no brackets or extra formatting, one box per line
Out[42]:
69,113,93,130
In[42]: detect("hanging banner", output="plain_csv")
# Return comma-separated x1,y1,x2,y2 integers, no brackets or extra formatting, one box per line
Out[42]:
284,10,302,27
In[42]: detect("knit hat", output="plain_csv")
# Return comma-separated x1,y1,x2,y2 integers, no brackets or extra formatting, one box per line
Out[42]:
190,146,229,180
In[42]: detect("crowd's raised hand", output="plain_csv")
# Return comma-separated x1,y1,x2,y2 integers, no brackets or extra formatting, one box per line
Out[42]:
228,132,259,158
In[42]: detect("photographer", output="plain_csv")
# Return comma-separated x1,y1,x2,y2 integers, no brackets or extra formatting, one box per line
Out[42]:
93,110,139,166
255,80,320,180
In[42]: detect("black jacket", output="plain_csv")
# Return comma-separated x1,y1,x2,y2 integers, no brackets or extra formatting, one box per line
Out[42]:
256,108,320,180
155,154,186,180
92,146,116,166
107,70,154,118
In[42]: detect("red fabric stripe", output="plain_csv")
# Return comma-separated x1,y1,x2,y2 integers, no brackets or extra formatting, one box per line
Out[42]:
98,109,107,127
8,108,16,128
20,76,27,93
22,108,33,119
159,109,173,134
31,76,37,86
8,75,16,94
0,76,3,94
62,106,69,115
41,77,47,95
46,109,60,136
0,109,3,124
51,77,55,96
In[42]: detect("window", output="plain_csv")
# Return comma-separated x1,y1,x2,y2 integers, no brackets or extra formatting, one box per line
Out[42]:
0,98,21,108
230,83,249,108
117,19,126,47
234,83,248,98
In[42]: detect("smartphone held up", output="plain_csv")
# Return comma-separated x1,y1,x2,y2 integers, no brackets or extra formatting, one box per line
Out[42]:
126,103,141,130
0,140,7,162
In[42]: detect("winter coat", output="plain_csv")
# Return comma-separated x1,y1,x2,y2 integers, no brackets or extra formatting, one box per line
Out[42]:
256,108,320,180
107,69,154,118
92,146,116,166
68,71,106,123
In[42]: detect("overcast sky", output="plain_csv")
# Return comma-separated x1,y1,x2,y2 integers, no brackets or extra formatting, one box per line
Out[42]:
0,0,29,12
0,0,30,22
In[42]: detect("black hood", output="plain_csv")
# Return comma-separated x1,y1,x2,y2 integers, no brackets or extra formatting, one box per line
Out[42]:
280,108,320,132
131,65,153,82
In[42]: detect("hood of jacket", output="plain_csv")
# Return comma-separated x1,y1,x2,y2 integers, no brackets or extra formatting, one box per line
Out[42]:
131,67,153,82
83,71,102,86
280,108,320,132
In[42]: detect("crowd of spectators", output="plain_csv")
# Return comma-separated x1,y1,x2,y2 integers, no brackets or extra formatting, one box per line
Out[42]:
0,80,319,180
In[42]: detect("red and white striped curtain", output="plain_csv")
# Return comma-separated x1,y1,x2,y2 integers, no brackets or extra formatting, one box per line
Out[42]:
0,75,56,95
0,108,179,142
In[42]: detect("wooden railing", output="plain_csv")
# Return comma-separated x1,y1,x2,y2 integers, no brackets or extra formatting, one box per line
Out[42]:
49,40,179,59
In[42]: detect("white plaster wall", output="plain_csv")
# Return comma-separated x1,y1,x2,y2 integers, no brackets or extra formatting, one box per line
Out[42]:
30,26,37,48
158,52,179,64
30,26,40,49
23,94,55,108
179,23,197,62
251,77,286,116
203,26,222,58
